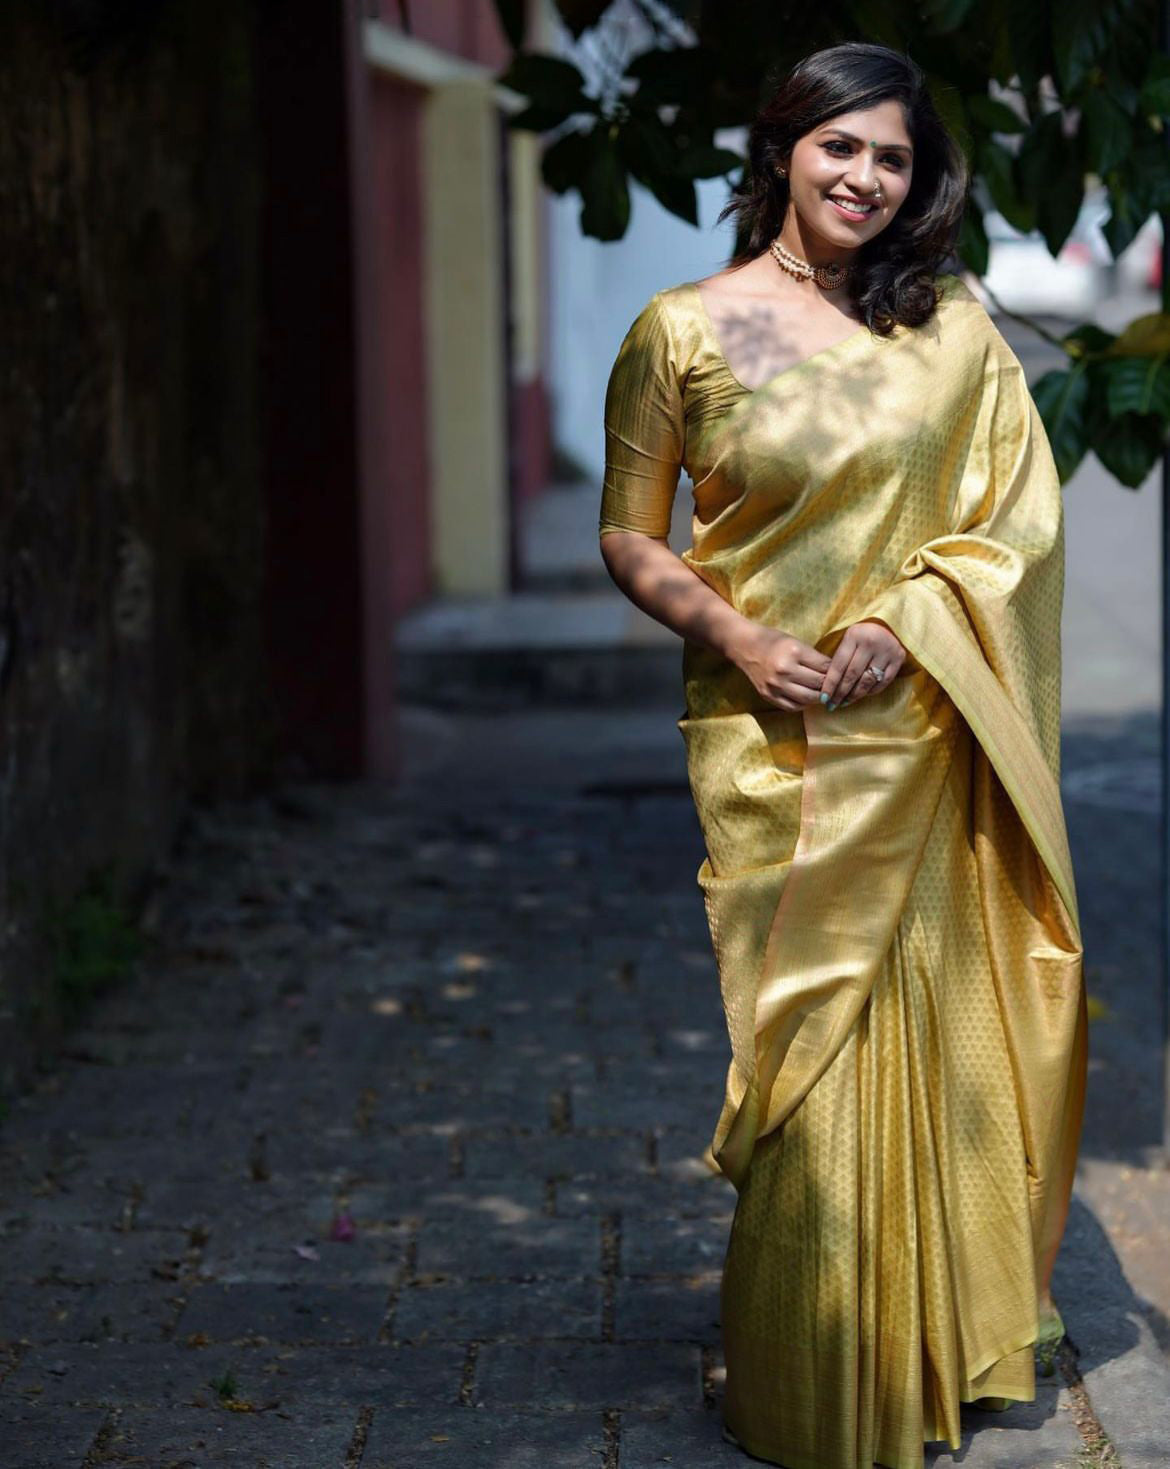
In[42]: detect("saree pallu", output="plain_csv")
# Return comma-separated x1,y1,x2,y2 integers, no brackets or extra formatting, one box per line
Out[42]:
599,272,1086,1469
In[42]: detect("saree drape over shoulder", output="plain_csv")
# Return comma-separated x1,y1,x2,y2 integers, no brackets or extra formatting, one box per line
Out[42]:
599,274,1087,1469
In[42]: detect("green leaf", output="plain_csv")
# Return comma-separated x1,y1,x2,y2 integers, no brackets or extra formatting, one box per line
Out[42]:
508,104,592,133
1081,90,1133,175
642,172,699,226
1098,0,1158,113
580,136,630,241
928,77,972,162
1102,353,1170,417
625,45,707,107
499,51,589,109
1061,322,1117,358
1050,0,1147,95
977,138,1034,233
957,208,989,276
540,127,598,196
1031,365,1091,481
491,0,526,49
1090,410,1166,486
1016,111,1084,255
1108,312,1170,355
1052,0,1104,94
1140,54,1170,117
674,145,744,179
1101,183,1149,257
1007,2,1050,94
920,0,978,32
551,0,610,38
615,115,675,180
966,93,1027,134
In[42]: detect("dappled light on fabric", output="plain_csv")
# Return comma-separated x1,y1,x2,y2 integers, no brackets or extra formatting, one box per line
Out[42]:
600,273,1086,1469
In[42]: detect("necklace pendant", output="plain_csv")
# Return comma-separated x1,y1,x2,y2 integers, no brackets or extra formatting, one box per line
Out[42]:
770,236,852,291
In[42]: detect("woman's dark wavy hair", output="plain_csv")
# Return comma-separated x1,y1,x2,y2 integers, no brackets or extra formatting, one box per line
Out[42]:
718,42,969,334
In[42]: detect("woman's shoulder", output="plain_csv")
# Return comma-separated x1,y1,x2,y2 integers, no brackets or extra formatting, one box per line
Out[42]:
928,270,1022,366
613,281,711,369
931,270,981,306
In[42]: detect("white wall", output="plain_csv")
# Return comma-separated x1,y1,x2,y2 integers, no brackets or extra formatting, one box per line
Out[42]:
548,169,741,485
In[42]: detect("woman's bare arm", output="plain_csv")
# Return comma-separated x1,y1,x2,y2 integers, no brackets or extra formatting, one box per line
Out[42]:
599,530,832,711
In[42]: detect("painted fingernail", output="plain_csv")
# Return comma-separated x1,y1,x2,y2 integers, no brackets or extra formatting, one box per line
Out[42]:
827,701,837,711
819,692,830,705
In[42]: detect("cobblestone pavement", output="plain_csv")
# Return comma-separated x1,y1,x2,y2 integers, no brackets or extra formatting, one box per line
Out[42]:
1,701,1167,1467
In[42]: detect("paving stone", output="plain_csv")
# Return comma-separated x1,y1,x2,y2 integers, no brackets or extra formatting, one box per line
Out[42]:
24,1063,244,1141
925,1376,1082,1467
1,710,1166,1464
569,1081,714,1133
132,1166,334,1231
0,1225,196,1284
94,1402,356,1466
473,1342,701,1410
393,1278,601,1342
204,1342,467,1406
362,1083,552,1133
195,1227,407,1286
414,1216,598,1280
0,1278,180,1345
462,1135,651,1182
621,1215,732,1276
188,1185,408,1284
361,1406,606,1467
553,1173,736,1220
175,1281,388,1344
348,1177,547,1227
654,1131,730,1183
0,1404,106,1468
1,1342,223,1407
612,1276,721,1341
619,1408,748,1466
205,1128,457,1192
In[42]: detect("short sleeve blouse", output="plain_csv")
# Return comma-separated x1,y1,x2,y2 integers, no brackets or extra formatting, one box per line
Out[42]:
598,292,686,540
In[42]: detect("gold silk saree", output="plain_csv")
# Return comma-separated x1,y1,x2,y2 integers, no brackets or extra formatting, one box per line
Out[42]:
599,272,1087,1469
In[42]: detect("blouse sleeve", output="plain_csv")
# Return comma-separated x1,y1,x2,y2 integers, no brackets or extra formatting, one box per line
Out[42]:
599,291,686,539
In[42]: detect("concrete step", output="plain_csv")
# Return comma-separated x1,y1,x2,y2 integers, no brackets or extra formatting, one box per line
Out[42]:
394,589,685,709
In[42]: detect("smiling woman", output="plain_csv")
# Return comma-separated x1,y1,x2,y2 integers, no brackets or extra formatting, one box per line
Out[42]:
597,40,1087,1469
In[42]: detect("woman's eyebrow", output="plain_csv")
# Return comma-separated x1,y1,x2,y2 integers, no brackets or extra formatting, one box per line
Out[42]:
821,127,913,155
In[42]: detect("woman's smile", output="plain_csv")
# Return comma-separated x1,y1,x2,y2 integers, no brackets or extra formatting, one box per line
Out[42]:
826,193,879,221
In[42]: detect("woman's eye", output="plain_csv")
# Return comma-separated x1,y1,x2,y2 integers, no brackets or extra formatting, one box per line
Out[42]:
823,140,904,168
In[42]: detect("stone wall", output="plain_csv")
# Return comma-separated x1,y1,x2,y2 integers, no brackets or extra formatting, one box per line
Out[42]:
0,1,274,1088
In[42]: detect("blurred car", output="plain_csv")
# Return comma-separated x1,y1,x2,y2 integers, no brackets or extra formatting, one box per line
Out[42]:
965,193,1114,319
1116,212,1163,293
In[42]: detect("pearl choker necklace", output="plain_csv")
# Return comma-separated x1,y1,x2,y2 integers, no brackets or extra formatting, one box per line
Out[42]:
769,236,853,291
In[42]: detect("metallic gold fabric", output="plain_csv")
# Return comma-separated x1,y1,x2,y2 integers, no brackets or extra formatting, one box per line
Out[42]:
599,275,1087,1469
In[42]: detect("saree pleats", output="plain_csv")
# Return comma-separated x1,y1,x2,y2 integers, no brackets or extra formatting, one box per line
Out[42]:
690,674,1067,1466
599,272,1087,1469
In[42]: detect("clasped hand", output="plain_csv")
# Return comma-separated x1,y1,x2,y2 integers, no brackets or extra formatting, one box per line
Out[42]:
734,619,907,714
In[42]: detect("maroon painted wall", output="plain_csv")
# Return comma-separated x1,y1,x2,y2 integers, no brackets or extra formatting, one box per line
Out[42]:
257,3,366,777
372,0,512,66
369,73,433,617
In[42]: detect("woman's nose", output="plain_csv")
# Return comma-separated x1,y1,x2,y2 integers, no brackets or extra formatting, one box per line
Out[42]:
843,159,877,192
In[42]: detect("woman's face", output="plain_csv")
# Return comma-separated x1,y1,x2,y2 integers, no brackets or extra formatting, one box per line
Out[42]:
783,99,914,252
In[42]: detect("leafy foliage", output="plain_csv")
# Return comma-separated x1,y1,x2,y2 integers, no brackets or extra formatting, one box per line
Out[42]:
495,0,1170,489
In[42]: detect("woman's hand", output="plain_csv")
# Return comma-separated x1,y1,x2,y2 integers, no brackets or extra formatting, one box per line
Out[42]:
820,620,906,709
730,625,833,712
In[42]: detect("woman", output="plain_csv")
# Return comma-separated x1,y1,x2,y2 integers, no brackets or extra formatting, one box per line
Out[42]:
598,41,1087,1469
